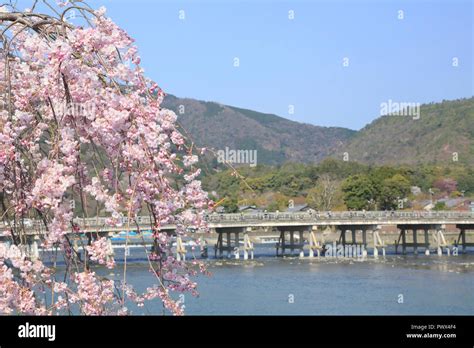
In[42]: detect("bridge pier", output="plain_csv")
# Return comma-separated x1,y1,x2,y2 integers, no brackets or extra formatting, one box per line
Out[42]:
432,228,448,256
26,236,40,261
214,227,245,259
176,235,186,261
401,229,406,254
423,229,430,255
338,226,370,248
275,226,309,257
396,224,446,255
105,235,114,263
243,227,254,260
373,226,385,258
456,224,474,254
413,229,418,254
235,231,240,259
336,224,375,257
9,236,41,261
308,226,321,258
460,229,466,254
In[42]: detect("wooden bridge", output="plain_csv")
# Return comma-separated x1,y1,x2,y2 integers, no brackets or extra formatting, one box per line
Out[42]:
1,210,473,260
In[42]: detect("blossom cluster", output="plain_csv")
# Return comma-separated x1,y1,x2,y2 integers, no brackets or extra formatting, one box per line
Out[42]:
85,237,115,269
0,2,210,315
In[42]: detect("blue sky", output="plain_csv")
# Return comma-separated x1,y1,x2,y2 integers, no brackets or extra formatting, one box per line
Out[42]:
27,0,474,129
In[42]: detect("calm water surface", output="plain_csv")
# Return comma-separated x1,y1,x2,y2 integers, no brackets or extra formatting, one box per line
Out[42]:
97,250,474,315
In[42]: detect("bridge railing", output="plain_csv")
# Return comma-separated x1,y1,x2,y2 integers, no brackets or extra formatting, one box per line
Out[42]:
1,211,473,231
67,215,155,228
205,210,474,223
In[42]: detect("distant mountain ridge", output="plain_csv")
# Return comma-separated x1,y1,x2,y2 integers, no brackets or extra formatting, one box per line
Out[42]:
162,94,474,166
162,95,355,165
335,97,474,165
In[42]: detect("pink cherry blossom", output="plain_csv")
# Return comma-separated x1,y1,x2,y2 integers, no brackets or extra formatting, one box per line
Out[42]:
86,237,115,269
0,1,211,316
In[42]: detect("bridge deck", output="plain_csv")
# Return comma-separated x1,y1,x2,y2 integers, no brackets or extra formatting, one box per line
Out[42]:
1,211,473,235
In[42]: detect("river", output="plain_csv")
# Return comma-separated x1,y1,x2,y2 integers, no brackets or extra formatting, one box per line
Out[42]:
90,245,474,315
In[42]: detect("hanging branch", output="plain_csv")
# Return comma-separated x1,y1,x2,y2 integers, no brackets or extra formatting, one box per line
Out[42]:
0,0,210,316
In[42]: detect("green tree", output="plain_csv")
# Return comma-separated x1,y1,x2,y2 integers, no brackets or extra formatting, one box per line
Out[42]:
341,174,376,210
457,171,474,195
379,174,411,210
222,195,239,213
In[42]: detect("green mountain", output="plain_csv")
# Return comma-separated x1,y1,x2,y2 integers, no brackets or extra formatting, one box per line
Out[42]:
162,94,474,166
162,95,356,165
333,97,474,165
